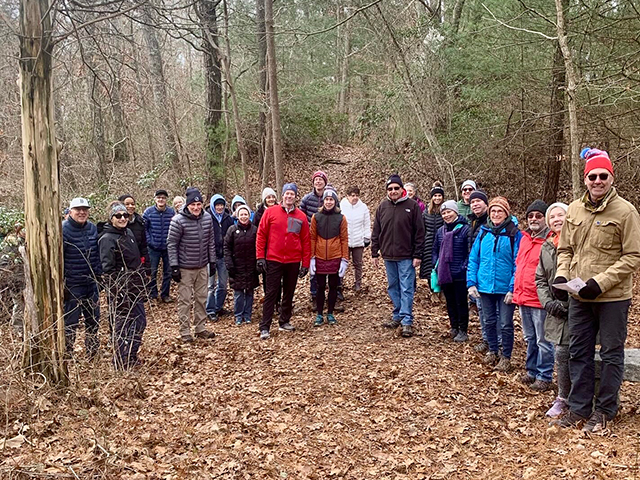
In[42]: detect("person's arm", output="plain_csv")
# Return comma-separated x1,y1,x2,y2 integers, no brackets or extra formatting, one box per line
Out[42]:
98,236,117,275
509,231,522,293
535,252,554,307
301,215,311,268
364,205,371,243
371,206,381,257
340,216,349,259
467,232,481,288
310,215,318,257
143,208,153,247
556,210,575,280
223,226,235,273
412,204,426,259
256,209,269,259
207,220,217,264
166,218,182,267
431,227,441,269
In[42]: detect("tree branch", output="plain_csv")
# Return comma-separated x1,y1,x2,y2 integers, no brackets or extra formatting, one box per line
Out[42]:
482,3,557,40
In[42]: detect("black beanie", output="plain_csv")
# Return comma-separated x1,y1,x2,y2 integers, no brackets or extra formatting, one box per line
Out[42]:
185,187,203,206
118,193,134,203
469,190,488,205
526,199,548,216
386,174,403,189
430,186,445,198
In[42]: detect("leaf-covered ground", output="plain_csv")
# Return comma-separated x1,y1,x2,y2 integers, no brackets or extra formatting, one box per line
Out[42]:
2,145,640,478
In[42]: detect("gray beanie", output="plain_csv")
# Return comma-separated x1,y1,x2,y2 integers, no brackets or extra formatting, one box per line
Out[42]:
440,200,459,215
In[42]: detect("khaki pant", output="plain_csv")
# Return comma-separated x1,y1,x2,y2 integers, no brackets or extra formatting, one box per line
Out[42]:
177,267,208,338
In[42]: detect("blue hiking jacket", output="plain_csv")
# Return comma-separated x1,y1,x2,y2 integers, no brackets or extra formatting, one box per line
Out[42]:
143,205,175,250
63,217,103,287
209,194,235,258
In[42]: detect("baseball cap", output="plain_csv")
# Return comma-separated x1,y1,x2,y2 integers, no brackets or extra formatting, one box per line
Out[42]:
69,198,90,209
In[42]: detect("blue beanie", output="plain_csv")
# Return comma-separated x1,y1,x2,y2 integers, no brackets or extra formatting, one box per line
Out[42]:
282,182,298,196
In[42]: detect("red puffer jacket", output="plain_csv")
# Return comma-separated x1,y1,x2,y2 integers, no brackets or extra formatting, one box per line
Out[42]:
256,204,311,267
513,228,552,308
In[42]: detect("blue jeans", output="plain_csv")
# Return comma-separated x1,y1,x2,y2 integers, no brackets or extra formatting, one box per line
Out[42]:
384,259,415,325
476,296,488,342
480,293,515,358
64,283,100,356
234,288,254,322
148,247,171,299
520,305,555,382
206,258,228,314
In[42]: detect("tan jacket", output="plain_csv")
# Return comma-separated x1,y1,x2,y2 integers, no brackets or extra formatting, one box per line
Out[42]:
557,188,640,302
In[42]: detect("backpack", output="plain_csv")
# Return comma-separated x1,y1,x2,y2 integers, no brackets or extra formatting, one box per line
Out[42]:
477,222,518,257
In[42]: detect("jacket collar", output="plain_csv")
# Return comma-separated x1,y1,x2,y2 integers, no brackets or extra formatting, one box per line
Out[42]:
581,187,617,213
67,216,87,229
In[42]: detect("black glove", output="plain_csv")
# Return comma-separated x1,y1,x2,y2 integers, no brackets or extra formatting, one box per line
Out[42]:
171,266,181,283
256,259,267,274
552,276,569,301
364,240,371,248
544,300,568,319
298,267,309,278
579,278,602,300
209,262,216,277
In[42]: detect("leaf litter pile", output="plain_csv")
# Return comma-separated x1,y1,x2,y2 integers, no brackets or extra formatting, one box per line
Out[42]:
2,145,640,478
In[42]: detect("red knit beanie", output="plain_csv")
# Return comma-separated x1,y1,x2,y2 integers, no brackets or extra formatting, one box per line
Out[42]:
312,170,328,186
582,147,613,177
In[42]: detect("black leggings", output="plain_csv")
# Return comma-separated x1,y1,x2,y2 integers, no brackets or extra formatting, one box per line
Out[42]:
316,273,339,315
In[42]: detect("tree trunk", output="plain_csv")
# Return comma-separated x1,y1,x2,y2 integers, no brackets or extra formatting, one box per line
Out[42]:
19,0,68,385
543,41,566,205
555,0,581,199
256,0,268,177
142,5,182,175
199,0,224,197
450,0,466,34
264,0,284,194
337,17,351,116
85,64,108,182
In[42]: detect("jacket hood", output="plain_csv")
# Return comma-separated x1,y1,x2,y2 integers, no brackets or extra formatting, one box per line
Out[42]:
102,223,127,235
231,195,247,208
210,194,226,212
340,198,364,209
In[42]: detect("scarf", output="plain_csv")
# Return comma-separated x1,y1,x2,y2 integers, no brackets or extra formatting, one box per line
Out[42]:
437,222,463,285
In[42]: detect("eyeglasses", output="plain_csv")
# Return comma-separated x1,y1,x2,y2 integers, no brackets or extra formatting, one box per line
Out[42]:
113,213,131,220
527,212,544,220
462,188,474,192
587,173,609,182
387,186,401,191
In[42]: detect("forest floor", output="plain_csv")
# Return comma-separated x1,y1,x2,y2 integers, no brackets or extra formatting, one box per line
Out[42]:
2,144,640,479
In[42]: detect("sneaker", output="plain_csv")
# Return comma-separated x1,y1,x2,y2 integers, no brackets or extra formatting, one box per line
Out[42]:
207,313,219,323
235,318,243,326
483,351,499,365
474,341,489,353
279,323,295,332
181,335,195,344
518,373,536,385
161,296,173,304
546,397,569,418
195,330,216,339
401,325,413,338
260,330,270,340
494,356,511,372
583,411,608,433
449,328,459,339
326,314,337,325
244,318,252,324
314,314,324,327
383,319,401,329
551,410,587,428
530,379,552,392
453,331,468,343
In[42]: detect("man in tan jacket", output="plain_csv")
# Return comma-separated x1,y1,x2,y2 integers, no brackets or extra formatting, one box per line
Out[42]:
552,147,640,432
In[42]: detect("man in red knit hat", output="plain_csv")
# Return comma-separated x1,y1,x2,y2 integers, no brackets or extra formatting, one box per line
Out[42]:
552,147,640,432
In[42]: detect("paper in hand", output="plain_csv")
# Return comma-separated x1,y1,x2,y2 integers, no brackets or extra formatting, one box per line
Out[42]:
552,277,587,295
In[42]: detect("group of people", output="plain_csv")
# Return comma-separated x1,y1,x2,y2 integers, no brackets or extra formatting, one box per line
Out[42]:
54,146,640,433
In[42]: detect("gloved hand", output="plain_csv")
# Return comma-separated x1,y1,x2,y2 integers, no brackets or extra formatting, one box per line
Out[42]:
256,259,267,274
364,239,371,248
504,292,513,304
209,262,216,277
298,267,309,278
552,276,569,301
309,258,316,276
338,258,348,278
579,278,602,300
545,300,568,318
171,266,181,283
468,286,480,299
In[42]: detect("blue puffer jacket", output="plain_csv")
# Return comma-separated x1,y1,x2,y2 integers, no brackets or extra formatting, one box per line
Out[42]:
143,205,175,250
300,190,322,222
467,218,522,294
209,194,235,258
432,215,470,281
63,217,103,287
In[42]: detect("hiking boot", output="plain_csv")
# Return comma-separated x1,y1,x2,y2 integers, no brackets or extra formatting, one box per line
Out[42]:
279,323,295,332
546,397,569,418
235,318,243,326
161,296,173,304
207,313,219,323
453,331,468,343
551,410,587,428
244,318,251,324
260,330,270,340
449,328,459,339
583,411,607,433
518,373,536,385
530,379,552,392
195,330,216,339
326,314,337,325
314,314,324,327
483,351,499,366
383,319,401,329
401,325,413,338
181,335,195,344
474,341,489,353
494,356,511,372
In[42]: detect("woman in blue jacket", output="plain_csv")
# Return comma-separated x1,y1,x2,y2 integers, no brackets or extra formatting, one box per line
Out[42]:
467,196,521,371
432,200,470,342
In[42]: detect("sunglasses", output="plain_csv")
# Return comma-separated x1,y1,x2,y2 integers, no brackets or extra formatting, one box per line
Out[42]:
113,213,131,220
387,186,401,191
527,212,544,220
587,173,609,182
462,188,474,192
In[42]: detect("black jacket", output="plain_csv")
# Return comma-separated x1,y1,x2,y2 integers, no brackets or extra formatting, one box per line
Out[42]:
371,196,425,261
224,221,260,290
468,211,488,253
420,210,444,279
127,212,149,265
253,204,267,228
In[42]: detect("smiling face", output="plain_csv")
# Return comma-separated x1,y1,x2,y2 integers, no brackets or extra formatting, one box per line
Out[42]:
283,190,296,208
238,209,250,224
265,195,277,207
441,208,458,224
432,193,443,206
490,207,507,225
313,176,326,193
548,206,566,235
155,195,167,210
69,207,89,224
387,183,403,201
323,196,336,210
405,185,415,198
214,203,225,214
462,186,475,203
173,198,184,211
527,210,546,233
123,197,136,216
111,211,130,229
585,168,613,201
470,198,487,216
188,201,203,216
348,193,359,206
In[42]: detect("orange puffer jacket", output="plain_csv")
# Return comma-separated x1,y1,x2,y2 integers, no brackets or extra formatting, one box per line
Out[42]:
310,207,349,261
